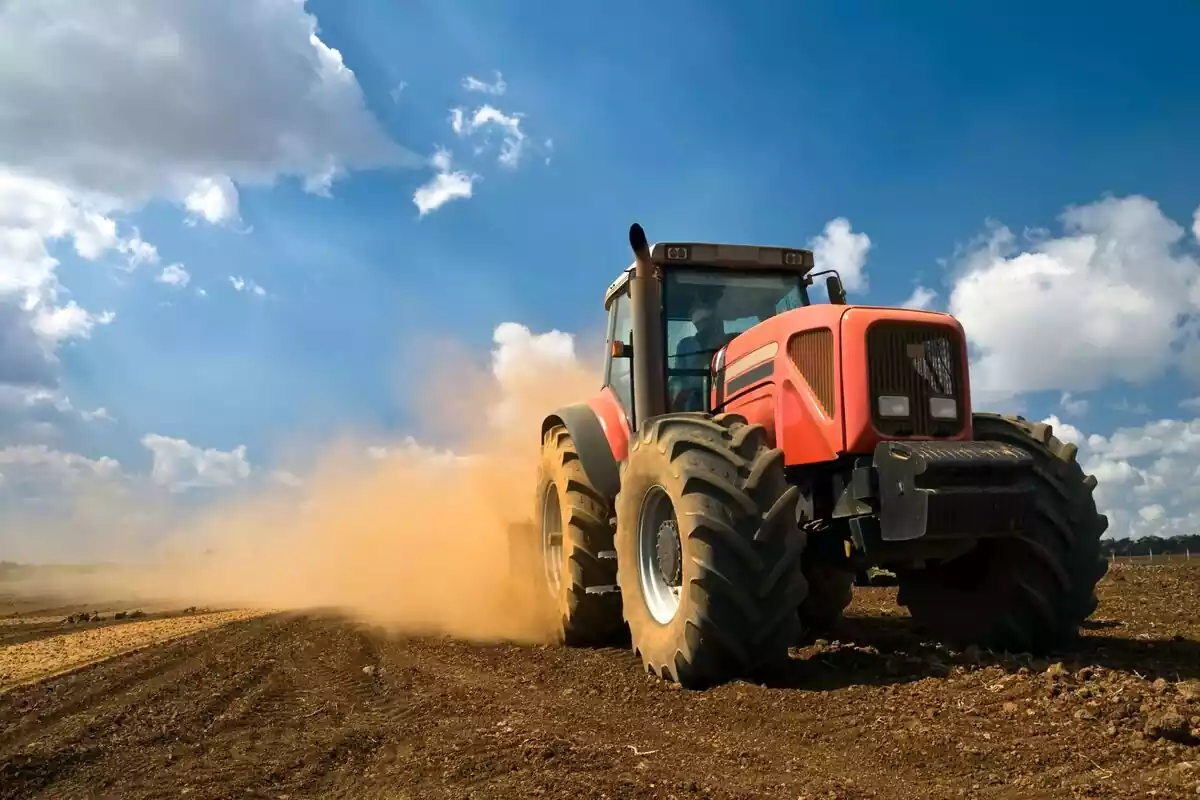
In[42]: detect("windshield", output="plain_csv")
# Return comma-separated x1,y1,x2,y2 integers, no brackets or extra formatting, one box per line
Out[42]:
663,268,809,410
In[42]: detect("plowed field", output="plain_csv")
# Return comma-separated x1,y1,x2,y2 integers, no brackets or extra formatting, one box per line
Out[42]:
2,563,1199,799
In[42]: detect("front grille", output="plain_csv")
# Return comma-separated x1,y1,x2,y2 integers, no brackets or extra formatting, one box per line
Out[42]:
786,328,835,417
866,322,965,437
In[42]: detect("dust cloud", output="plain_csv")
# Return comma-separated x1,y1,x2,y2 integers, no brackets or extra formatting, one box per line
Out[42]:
33,324,607,646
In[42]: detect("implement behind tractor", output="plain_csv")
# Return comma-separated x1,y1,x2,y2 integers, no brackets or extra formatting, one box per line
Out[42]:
512,223,1108,688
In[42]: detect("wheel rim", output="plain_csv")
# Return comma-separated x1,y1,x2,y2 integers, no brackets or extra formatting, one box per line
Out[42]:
541,483,563,597
638,485,683,624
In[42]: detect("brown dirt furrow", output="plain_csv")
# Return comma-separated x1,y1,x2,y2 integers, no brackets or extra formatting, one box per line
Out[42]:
0,609,268,692
0,565,1197,799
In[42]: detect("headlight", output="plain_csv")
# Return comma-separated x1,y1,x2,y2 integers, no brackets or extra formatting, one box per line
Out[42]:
930,397,957,420
878,395,910,418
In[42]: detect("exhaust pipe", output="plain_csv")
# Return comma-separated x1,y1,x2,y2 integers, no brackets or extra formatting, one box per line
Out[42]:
628,224,666,426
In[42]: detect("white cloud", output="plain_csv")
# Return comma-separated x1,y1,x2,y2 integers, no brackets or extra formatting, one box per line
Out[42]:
462,71,507,95
123,235,159,268
449,105,528,168
902,285,937,310
1038,413,1200,539
141,434,251,492
0,444,121,486
0,0,414,208
1138,504,1166,522
1060,392,1089,416
0,0,409,392
1181,396,1200,412
1193,205,1200,241
807,217,871,293
389,80,408,103
487,322,581,429
156,263,190,288
81,407,114,423
229,276,266,296
947,196,1200,398
0,169,140,338
1039,414,1085,447
183,176,238,226
1087,418,1200,461
32,302,115,343
413,148,477,216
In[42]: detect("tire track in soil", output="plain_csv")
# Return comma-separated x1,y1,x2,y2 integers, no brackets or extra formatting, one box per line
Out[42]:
0,616,296,797
1,568,1199,799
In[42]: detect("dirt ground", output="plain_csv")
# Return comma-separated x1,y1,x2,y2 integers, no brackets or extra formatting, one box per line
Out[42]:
2,564,1200,799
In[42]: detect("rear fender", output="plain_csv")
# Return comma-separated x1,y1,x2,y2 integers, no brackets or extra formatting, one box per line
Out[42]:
541,391,627,501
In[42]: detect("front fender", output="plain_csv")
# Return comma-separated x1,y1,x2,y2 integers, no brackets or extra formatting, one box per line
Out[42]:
541,402,621,500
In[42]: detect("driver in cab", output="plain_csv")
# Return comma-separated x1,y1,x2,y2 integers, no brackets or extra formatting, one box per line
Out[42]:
669,296,728,412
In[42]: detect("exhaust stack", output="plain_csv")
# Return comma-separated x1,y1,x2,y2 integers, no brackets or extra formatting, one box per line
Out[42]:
628,223,666,426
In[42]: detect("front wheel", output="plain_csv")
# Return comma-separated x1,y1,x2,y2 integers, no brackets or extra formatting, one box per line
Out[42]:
896,414,1109,654
614,412,809,688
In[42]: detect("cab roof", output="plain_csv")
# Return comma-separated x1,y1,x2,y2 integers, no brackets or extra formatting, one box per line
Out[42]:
603,241,816,310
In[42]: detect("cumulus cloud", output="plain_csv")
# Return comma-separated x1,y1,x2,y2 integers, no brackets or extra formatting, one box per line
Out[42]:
1039,412,1200,540
183,177,239,226
0,0,418,416
0,0,415,209
487,322,581,428
0,299,56,388
1138,504,1166,522
947,196,1200,398
0,444,121,489
450,105,528,168
0,169,129,343
902,285,937,310
808,217,871,293
33,303,115,343
412,148,477,216
156,264,190,288
141,434,252,492
462,71,507,96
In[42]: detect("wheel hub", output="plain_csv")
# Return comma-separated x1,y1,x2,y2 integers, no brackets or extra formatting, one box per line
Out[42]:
655,519,682,585
637,486,683,625
540,484,563,597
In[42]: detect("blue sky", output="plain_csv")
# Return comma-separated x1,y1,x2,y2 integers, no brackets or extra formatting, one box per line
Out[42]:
1,0,1199,552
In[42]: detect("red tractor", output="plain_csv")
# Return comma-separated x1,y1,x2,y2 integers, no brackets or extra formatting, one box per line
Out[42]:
517,223,1108,688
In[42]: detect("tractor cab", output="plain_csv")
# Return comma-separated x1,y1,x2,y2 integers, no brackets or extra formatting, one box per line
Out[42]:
602,233,838,425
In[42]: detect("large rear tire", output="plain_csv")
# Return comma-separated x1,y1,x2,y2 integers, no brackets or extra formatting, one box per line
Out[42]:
614,412,809,688
896,414,1109,654
535,424,625,646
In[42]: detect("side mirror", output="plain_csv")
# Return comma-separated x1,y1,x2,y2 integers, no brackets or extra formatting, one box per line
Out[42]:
826,275,847,305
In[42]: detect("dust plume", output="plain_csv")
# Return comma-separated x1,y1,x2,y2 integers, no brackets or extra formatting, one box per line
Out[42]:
37,324,606,645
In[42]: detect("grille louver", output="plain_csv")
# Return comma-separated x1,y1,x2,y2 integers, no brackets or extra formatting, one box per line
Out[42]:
787,328,835,417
